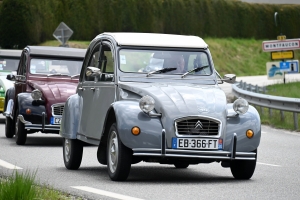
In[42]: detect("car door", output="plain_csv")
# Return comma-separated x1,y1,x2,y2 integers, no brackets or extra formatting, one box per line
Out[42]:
85,41,116,140
77,45,100,137
14,51,27,101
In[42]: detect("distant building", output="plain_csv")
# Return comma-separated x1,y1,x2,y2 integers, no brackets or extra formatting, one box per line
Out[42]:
240,0,300,4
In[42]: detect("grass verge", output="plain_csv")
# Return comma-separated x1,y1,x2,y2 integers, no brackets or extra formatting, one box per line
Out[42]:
251,82,300,132
255,106,299,132
0,170,81,200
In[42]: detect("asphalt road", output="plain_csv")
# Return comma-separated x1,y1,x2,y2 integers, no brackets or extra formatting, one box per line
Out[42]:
0,113,300,200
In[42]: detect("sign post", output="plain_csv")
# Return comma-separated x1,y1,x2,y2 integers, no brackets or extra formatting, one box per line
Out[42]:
53,22,73,47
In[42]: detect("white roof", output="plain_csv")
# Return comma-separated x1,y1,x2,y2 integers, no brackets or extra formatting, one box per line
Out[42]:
101,32,208,49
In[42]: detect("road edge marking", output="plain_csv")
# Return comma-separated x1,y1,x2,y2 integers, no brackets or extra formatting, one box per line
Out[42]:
71,186,144,200
0,159,22,169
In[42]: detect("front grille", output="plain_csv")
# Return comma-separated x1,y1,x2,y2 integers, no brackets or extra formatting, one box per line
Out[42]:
51,104,65,116
176,118,219,136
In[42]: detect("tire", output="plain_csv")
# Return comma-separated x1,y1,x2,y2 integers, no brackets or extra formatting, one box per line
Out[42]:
230,149,257,179
174,163,189,168
5,116,14,138
107,123,132,181
15,109,27,145
63,138,83,170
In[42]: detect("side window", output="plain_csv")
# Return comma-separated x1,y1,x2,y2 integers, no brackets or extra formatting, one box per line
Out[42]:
84,44,101,81
99,44,114,82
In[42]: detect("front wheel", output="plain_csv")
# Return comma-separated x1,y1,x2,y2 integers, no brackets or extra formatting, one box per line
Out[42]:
5,116,14,138
63,138,83,170
107,123,132,181
15,109,27,145
230,149,257,179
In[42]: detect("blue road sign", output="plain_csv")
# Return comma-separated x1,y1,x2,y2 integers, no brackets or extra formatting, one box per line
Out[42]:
279,60,299,73
279,62,290,71
288,60,299,74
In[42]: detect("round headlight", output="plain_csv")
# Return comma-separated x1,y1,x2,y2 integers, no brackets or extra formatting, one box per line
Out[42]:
139,95,155,113
233,97,249,115
31,89,42,100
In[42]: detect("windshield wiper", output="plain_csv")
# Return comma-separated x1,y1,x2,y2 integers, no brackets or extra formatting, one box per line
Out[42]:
146,68,177,77
47,73,69,77
181,65,209,78
71,74,80,78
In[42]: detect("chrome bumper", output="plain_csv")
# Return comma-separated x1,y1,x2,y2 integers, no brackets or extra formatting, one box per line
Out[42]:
18,114,60,131
132,130,256,161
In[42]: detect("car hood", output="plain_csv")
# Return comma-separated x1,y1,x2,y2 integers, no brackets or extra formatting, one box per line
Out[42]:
119,82,228,134
28,80,77,103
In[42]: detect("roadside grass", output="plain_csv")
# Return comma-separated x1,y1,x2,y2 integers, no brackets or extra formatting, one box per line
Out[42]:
266,81,300,98
39,40,90,49
0,170,81,200
255,106,300,132
255,82,300,131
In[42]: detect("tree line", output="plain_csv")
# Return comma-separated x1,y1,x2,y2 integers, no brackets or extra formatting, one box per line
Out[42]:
0,0,299,48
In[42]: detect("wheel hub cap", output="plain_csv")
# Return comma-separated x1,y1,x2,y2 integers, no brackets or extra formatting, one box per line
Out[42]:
109,131,118,173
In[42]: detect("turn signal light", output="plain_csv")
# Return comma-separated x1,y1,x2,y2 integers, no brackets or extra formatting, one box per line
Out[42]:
246,129,254,138
131,126,140,136
26,109,31,115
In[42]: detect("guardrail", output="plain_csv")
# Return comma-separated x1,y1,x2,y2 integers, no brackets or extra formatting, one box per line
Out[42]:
232,80,300,130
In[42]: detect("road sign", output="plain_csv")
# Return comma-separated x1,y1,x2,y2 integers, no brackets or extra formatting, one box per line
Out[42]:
262,39,300,52
277,35,286,40
271,51,294,60
53,22,73,45
279,62,290,72
288,60,299,74
279,60,299,73
266,62,283,80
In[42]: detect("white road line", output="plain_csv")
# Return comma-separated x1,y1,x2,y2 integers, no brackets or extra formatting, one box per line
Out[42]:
71,186,144,200
0,159,22,169
257,162,281,167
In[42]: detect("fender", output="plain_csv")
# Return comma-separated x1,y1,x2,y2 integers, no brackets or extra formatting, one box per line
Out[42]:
225,104,261,152
112,100,163,149
16,93,46,124
60,94,80,139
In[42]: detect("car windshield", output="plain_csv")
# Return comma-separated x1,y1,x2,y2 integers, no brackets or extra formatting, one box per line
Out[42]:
119,49,212,76
30,58,83,76
0,58,19,72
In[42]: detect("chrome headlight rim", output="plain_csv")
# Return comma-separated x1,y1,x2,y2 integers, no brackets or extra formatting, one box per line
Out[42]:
31,89,42,100
233,97,249,115
139,95,155,114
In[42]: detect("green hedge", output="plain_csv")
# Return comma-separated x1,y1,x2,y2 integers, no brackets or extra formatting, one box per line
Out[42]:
1,0,300,48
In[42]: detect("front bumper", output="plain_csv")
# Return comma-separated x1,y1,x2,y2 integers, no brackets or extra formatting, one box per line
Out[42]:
18,114,60,132
132,130,256,161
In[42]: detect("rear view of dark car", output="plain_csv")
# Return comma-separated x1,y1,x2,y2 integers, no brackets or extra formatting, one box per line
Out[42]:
4,46,86,145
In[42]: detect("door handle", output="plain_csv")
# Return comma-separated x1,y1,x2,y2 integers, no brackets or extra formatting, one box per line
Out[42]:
78,87,84,91
90,87,95,91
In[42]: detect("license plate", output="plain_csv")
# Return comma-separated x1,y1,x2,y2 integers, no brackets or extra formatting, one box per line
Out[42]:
172,138,221,150
51,117,61,125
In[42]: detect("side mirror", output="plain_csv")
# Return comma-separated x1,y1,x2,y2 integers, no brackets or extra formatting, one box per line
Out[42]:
222,74,236,84
6,74,15,81
15,75,26,82
86,66,101,77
